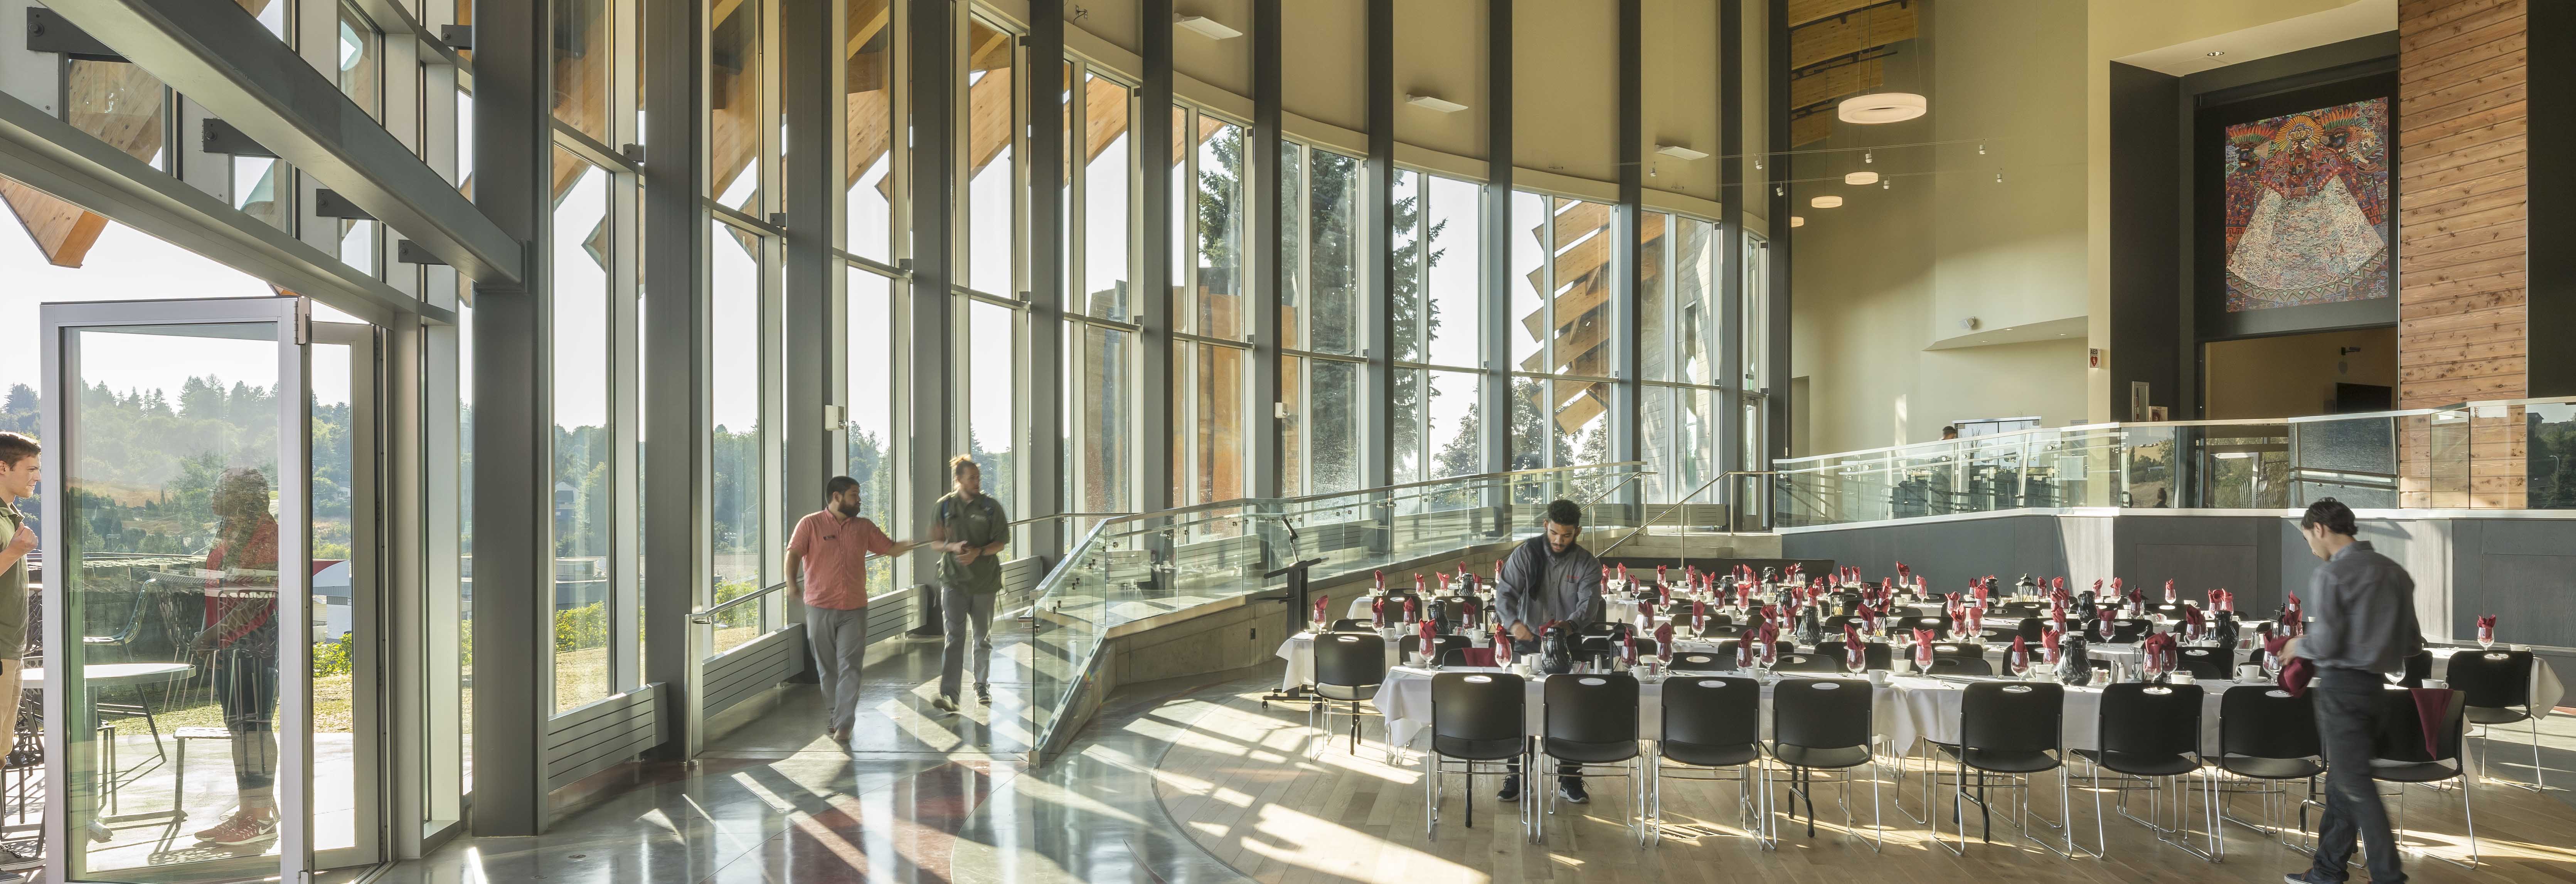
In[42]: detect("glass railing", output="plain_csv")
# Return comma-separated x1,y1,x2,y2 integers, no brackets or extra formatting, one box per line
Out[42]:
1773,396,2576,528
1018,461,1645,761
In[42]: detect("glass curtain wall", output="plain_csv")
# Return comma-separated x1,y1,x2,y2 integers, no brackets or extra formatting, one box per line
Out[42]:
844,0,902,595
1280,141,1363,498
706,0,784,657
1507,191,1620,491
1391,170,1482,490
1066,62,1138,516
961,13,1026,523
1640,212,1722,506
1172,104,1251,510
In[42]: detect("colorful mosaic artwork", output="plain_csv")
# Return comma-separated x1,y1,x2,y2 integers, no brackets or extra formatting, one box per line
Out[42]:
2222,97,2391,312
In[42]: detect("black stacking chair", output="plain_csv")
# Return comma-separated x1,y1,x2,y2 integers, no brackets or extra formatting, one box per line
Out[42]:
1918,642,1984,672
1326,618,1370,633
2448,648,2544,791
1652,676,1766,845
1937,682,2071,857
2000,601,2049,617
1767,677,1882,848
1974,624,2024,644
1669,652,1731,672
1575,636,1658,663
2174,645,2232,681
1579,622,1628,640
1400,634,1470,666
1899,616,1950,639
1432,646,1474,668
2371,687,2477,868
2109,619,2152,643
1812,640,1893,672
2212,685,2324,852
2151,603,2192,619
1311,632,1389,760
1924,657,1993,677
1692,613,1736,637
1821,614,1869,633
2075,683,2217,861
1772,652,1838,673
1539,672,1645,844
1423,672,1532,841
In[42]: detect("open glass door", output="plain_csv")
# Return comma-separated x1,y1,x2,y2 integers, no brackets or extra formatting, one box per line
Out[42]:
39,297,381,883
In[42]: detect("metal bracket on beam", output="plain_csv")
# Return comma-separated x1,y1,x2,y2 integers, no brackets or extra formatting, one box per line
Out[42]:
439,24,471,50
315,189,375,220
396,240,445,265
201,118,276,158
620,143,644,166
25,8,122,61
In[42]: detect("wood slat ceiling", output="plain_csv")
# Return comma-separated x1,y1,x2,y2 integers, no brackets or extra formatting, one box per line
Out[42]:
1785,2,1914,146
1788,3,1914,71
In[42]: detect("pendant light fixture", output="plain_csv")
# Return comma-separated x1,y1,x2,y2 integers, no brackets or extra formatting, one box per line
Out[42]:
1837,92,1926,124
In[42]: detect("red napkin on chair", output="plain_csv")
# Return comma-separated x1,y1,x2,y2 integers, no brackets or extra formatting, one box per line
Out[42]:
1913,628,1936,669
2477,614,2497,645
1654,623,1675,661
2408,688,2454,756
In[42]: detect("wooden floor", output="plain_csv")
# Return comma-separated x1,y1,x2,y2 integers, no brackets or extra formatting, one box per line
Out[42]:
1148,678,2576,884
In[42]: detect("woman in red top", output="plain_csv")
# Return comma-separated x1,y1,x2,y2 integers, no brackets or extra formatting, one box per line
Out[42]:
190,468,282,846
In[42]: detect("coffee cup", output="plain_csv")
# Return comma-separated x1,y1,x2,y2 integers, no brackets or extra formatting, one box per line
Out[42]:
1867,669,1892,687
2236,664,2265,682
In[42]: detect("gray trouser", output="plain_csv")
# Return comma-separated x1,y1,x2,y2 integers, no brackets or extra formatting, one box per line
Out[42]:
807,605,872,734
938,586,997,699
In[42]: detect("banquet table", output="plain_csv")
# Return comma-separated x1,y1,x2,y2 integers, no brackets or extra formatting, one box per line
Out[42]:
1275,630,1502,692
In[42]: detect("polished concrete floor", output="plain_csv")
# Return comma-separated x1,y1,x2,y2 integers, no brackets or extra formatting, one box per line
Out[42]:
379,635,1260,884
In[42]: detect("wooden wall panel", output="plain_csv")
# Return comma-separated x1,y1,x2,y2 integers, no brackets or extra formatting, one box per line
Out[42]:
2398,0,2527,507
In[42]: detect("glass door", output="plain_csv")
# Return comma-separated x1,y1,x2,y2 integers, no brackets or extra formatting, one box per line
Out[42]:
38,297,379,883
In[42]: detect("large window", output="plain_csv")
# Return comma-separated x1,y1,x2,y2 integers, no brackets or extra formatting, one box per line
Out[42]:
1641,213,1722,504
709,218,773,656
1066,62,1136,514
844,0,896,263
552,149,614,710
1173,103,1251,506
1391,170,1482,487
1508,192,1618,477
844,267,900,597
1280,142,1364,496
961,13,1025,520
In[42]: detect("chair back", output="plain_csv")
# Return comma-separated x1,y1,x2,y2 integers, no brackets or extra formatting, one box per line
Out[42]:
1772,652,1837,673
1579,622,1626,639
2098,682,2202,759
2372,688,2466,765
1771,677,1873,751
1327,618,1368,632
1669,652,1732,672
1433,646,1473,667
1924,657,1993,677
2394,649,2433,687
2110,619,2151,643
1812,640,1892,671
1400,634,1469,661
1662,676,1759,748
1430,671,1525,753
2445,649,2533,710
1958,682,2062,754
2218,684,2317,760
1315,633,1387,691
1694,613,1736,637
2175,645,2232,679
1542,672,1640,745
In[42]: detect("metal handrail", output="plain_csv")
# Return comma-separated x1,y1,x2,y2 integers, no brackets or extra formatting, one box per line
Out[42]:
1596,469,1776,556
691,580,789,623
1278,460,1647,506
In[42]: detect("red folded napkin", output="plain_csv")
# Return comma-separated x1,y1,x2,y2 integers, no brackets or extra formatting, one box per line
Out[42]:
1913,628,1936,668
2092,578,2104,596
2095,607,2119,641
1418,618,1436,654
2051,607,2068,632
1843,624,1866,670
1658,580,1672,607
2009,635,2030,672
1495,634,1514,664
2408,687,2453,756
1402,596,1418,623
2040,625,2062,664
1760,624,1781,664
2477,614,2496,645
2051,576,2064,594
2281,592,2304,637
1965,606,1984,635
1691,599,1707,631
1897,561,1911,582
1623,633,1640,664
1314,594,1330,626
1461,597,1480,622
1374,570,1386,592
2182,605,2205,641
1654,623,1675,661
1618,563,1629,584
1372,596,1386,627
1859,602,1881,635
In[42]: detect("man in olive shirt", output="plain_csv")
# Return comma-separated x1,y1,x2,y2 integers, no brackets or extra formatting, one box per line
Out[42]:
931,456,1008,713
0,434,37,746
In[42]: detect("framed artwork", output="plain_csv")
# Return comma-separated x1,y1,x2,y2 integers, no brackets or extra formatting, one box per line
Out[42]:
2221,97,2391,312
2195,68,2399,340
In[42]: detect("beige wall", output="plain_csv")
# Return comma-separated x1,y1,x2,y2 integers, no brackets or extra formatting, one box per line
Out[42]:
1789,0,2090,453
1393,0,1488,163
2205,328,2398,420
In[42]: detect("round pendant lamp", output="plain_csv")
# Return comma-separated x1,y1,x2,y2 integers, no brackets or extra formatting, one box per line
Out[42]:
1838,92,1927,124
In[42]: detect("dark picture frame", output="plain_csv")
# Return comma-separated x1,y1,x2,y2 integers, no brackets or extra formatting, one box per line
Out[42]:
2194,66,2399,341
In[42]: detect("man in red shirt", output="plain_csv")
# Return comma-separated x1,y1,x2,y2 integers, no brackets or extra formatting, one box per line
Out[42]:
787,476,916,743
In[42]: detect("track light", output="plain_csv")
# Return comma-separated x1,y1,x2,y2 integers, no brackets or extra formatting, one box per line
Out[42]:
1864,151,1874,164
1977,142,1987,155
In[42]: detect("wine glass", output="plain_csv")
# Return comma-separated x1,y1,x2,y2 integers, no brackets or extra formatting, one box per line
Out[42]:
2008,647,2031,679
1845,646,1868,676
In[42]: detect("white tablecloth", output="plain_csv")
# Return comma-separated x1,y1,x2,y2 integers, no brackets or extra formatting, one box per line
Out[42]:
1275,631,1453,691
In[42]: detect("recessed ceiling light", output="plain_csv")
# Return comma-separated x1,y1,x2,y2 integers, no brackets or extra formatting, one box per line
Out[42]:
2206,50,2226,57
1845,171,1879,185
1174,15,1242,40
1811,195,1843,208
1404,94,1468,113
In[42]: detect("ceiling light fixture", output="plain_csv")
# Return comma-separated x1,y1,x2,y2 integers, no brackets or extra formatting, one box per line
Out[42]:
1864,151,1874,164
1174,14,1242,39
1845,171,1879,185
2206,50,2226,57
1655,144,1711,160
1811,195,1843,208
1790,216,1805,228
1837,92,1927,124
1977,142,1987,155
1404,94,1468,113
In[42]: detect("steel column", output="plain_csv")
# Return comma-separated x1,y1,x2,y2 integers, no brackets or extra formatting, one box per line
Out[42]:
1613,0,1643,495
1139,0,1175,511
1481,0,1512,478
642,0,713,760
1716,0,1744,487
1028,0,1068,558
783,0,836,612
466,0,548,837
1363,0,1394,491
906,0,961,578
1765,0,1793,467
1250,0,1283,499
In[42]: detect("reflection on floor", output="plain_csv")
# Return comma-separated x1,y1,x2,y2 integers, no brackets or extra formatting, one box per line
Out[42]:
380,636,1256,884
377,634,2576,884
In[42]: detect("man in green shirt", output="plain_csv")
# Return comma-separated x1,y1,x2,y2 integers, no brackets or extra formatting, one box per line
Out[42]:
0,433,39,748
930,455,1007,713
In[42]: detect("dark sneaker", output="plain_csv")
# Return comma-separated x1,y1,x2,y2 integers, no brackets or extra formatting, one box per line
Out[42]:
1560,782,1590,804
975,684,992,704
932,696,958,714
2283,873,2342,884
1497,776,1521,802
